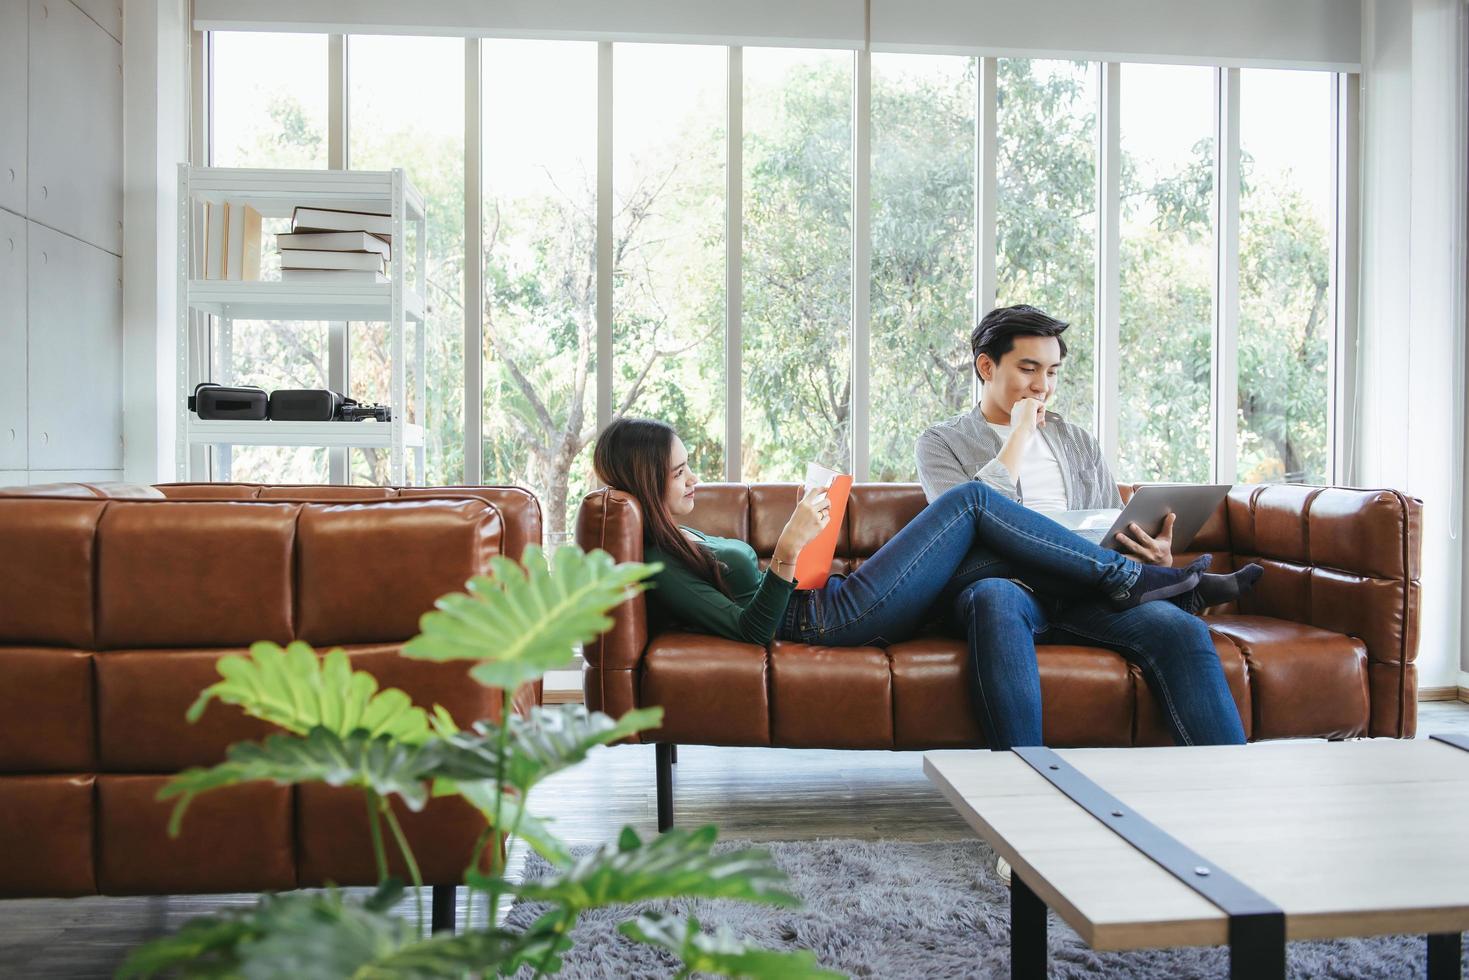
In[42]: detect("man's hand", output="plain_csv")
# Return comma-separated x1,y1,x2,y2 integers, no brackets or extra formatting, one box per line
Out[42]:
1114,512,1175,566
1008,396,1046,436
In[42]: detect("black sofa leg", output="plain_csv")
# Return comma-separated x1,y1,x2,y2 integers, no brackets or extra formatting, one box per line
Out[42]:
431,884,456,933
656,743,675,832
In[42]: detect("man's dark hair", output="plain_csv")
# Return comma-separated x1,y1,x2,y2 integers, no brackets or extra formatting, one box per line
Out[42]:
971,304,1069,379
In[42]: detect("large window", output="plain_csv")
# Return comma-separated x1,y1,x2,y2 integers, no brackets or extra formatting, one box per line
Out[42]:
1117,65,1215,483
1238,70,1333,484
613,44,726,486
481,40,598,542
869,54,975,482
348,35,465,487
741,48,853,481
208,36,1345,511
995,59,1098,431
210,33,331,484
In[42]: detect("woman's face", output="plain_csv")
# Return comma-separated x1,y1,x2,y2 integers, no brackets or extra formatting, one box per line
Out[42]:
663,435,699,517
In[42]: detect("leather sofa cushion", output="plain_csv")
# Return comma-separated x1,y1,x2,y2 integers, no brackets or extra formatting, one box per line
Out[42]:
296,786,495,887
770,642,893,749
95,643,508,772
94,648,276,771
641,632,770,746
1206,615,1369,740
0,648,96,771
0,775,95,897
0,499,105,648
296,499,502,646
96,501,299,649
96,777,294,895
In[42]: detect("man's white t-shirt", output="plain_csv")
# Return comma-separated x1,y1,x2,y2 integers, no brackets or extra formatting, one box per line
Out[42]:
985,421,1068,513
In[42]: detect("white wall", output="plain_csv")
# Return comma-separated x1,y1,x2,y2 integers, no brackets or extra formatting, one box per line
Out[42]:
0,0,125,489
1356,0,1468,690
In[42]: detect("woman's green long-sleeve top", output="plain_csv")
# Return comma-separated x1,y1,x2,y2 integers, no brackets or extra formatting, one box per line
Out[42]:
644,528,798,645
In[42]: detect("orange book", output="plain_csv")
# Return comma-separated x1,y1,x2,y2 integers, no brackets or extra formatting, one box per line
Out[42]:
794,464,853,590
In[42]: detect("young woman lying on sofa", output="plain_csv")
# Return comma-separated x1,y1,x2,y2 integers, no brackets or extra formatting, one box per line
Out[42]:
592,417,1263,746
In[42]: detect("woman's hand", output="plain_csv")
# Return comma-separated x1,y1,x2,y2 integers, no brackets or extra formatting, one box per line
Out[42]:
771,487,831,576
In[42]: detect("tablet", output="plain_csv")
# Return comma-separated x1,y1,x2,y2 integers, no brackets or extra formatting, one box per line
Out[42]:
1097,484,1231,553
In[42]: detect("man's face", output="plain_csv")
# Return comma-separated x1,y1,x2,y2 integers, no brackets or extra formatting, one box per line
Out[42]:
977,335,1063,414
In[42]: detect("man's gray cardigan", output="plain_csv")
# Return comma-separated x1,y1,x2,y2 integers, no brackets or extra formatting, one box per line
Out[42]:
915,404,1124,509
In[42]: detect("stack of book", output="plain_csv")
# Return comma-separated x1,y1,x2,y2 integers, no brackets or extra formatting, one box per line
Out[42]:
278,207,393,284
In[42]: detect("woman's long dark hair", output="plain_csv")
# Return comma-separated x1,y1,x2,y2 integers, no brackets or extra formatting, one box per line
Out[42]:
593,417,731,597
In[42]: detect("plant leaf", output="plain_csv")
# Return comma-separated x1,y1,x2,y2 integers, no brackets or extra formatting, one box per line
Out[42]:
402,546,658,687
115,914,255,978
158,728,442,836
118,889,411,980
620,912,846,979
431,705,663,792
356,924,572,979
187,642,431,744
511,826,799,911
455,783,574,867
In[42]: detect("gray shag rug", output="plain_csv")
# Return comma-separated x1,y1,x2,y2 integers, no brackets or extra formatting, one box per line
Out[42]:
506,838,1465,979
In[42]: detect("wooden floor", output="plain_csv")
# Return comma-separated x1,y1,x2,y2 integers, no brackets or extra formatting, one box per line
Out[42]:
2,699,1466,978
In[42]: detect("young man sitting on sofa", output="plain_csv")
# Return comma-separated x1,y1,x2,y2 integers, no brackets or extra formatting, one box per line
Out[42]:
915,304,1260,755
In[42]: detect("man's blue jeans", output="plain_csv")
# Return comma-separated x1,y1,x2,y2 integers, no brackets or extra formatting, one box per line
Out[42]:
952,578,1247,748
779,480,1145,647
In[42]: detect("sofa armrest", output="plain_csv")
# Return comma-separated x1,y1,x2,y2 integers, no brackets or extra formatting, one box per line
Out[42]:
1225,484,1422,737
575,488,650,727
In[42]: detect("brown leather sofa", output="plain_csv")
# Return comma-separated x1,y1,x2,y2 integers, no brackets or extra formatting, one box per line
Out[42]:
0,481,541,923
577,482,1422,829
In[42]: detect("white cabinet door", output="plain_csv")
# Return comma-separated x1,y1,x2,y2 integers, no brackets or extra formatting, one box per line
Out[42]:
27,0,123,255
0,210,23,470
27,222,122,470
0,0,24,216
69,0,121,41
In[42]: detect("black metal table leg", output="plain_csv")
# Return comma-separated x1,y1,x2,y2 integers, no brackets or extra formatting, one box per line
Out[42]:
1011,872,1047,980
656,743,674,832
1428,933,1462,980
431,884,457,934
670,744,678,764
1229,911,1285,980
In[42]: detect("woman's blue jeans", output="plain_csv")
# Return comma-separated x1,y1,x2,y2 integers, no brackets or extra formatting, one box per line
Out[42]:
778,480,1143,647
951,578,1246,748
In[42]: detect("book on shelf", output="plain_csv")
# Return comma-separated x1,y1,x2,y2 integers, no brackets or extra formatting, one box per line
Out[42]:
191,201,207,278
205,201,228,280
280,249,386,273
279,269,390,284
276,231,391,261
291,206,393,242
226,203,263,281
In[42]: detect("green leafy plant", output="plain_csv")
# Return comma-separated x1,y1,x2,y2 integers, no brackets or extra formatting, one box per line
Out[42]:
120,545,838,979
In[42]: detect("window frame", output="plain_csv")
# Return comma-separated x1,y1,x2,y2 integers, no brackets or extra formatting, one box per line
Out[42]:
197,34,1357,492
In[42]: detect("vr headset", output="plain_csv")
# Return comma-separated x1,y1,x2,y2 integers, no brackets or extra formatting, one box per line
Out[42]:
188,383,268,421
190,384,390,423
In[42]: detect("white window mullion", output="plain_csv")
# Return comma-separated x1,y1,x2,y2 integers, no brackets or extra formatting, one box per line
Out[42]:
974,56,998,406
1096,62,1121,470
725,46,743,483
596,41,613,432
1329,72,1360,487
850,48,872,482
1212,67,1241,485
464,38,484,486
327,35,349,485
189,30,211,481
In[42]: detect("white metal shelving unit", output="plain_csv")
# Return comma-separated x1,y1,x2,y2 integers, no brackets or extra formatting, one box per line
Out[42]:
175,165,428,484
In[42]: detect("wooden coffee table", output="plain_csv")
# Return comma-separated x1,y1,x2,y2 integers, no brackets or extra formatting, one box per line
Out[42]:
925,737,1469,979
